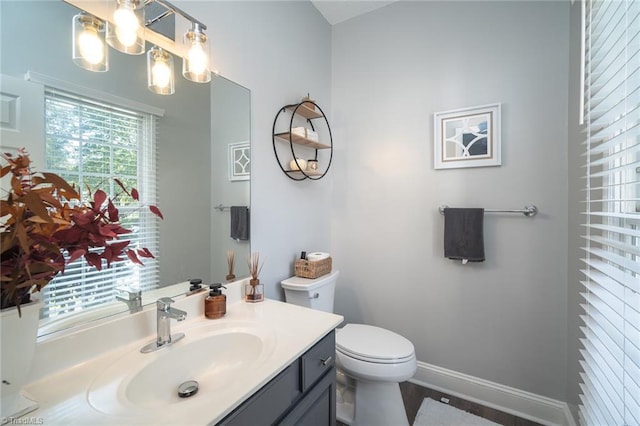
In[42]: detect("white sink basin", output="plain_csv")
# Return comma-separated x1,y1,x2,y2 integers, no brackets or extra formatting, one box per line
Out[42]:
87,321,277,416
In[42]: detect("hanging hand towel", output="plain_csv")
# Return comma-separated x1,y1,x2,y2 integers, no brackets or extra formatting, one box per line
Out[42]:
443,208,485,262
230,206,250,241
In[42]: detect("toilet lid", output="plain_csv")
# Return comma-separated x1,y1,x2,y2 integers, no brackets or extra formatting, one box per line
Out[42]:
280,270,339,291
336,324,415,363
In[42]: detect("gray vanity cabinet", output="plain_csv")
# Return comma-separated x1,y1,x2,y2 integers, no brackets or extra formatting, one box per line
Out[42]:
218,331,336,426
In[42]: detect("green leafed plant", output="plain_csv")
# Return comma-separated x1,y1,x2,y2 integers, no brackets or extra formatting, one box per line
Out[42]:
0,149,163,313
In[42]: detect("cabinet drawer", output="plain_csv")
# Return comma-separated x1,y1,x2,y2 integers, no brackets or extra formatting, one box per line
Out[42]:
301,332,335,392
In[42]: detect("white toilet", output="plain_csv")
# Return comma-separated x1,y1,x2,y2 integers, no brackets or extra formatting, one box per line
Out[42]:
281,270,416,426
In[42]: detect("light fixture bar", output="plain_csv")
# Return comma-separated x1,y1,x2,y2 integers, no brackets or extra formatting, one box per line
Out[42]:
145,8,174,28
147,0,207,30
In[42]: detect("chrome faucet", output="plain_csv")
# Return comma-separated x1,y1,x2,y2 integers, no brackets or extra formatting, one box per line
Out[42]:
115,286,142,313
140,297,186,353
156,297,186,345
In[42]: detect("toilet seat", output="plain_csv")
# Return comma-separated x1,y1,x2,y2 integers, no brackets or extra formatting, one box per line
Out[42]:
336,324,416,383
336,324,415,364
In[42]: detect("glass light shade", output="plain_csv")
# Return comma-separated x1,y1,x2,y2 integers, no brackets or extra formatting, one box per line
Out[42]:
106,0,144,55
72,13,108,72
147,46,175,95
182,26,211,83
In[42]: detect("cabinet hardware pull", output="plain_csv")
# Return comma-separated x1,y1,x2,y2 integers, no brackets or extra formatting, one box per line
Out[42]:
321,356,332,366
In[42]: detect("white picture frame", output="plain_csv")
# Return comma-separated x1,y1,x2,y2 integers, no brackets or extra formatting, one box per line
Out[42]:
228,141,250,181
434,103,501,169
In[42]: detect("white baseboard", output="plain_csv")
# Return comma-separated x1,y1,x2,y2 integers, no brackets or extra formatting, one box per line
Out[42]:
411,361,577,426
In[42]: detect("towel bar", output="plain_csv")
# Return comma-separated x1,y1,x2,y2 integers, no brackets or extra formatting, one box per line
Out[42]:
438,205,538,217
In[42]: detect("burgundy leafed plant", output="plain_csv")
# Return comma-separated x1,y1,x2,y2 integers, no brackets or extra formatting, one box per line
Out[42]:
0,149,163,312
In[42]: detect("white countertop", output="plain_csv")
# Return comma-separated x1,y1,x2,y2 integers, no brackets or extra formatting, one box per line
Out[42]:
19,284,343,426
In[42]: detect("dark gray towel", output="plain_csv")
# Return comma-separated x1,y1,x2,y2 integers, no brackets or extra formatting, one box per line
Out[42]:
230,206,250,241
444,208,485,262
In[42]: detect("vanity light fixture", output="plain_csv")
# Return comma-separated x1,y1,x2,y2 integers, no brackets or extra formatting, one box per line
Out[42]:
147,46,175,95
72,0,211,94
106,0,145,55
72,13,108,72
182,22,211,83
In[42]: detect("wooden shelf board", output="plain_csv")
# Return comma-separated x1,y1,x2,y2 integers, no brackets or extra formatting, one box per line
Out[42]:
285,169,323,176
275,132,331,149
286,103,323,119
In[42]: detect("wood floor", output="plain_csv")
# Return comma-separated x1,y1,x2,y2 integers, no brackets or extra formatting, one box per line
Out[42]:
337,381,543,426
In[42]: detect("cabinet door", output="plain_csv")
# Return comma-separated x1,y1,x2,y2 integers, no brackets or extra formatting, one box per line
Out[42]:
279,368,336,426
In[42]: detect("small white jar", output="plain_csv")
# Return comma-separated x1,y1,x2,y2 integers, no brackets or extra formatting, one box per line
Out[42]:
289,158,307,171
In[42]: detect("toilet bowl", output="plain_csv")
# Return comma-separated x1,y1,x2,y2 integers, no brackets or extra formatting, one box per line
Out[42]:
281,271,417,425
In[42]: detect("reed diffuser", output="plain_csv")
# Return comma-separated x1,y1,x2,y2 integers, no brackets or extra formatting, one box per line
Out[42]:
245,252,264,302
226,250,236,281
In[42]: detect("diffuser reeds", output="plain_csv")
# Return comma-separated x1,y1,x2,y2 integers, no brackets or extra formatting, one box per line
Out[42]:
248,252,264,282
226,250,235,281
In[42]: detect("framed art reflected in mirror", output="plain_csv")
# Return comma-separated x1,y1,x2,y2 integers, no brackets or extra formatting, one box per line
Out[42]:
228,142,251,181
434,103,501,169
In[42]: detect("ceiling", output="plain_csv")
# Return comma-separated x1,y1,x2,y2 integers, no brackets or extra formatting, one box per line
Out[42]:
310,1,398,25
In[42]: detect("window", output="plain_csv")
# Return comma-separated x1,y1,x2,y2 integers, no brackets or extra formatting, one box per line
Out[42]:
41,89,159,320
579,0,640,424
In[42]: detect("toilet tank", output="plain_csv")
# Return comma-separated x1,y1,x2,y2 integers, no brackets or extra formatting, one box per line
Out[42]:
280,270,339,313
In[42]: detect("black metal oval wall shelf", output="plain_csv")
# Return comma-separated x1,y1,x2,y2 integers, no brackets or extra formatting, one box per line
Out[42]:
272,100,333,181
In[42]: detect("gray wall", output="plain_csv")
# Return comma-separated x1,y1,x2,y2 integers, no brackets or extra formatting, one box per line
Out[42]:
330,1,570,401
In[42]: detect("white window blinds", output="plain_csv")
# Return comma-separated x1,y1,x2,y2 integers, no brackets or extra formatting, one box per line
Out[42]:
579,0,640,425
41,89,159,320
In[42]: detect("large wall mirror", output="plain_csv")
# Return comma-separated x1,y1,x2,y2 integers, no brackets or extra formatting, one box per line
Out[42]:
0,0,250,336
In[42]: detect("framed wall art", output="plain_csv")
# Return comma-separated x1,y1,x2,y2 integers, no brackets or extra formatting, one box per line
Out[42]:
433,103,501,169
228,141,250,181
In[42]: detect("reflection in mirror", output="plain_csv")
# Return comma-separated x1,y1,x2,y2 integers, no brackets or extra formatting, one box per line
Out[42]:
0,0,250,336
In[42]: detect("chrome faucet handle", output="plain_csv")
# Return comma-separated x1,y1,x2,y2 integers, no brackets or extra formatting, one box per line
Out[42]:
157,297,175,311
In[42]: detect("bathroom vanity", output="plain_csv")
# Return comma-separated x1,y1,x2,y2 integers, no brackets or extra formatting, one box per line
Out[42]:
220,331,336,425
17,280,343,425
